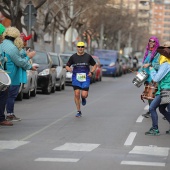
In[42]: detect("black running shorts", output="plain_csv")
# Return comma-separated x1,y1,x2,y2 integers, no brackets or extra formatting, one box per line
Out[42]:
73,85,89,91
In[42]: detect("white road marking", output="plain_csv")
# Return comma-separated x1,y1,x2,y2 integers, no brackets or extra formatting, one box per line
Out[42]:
53,143,100,152
0,140,29,149
144,105,149,110
129,146,170,157
35,158,79,162
121,161,165,167
136,115,144,123
124,132,137,146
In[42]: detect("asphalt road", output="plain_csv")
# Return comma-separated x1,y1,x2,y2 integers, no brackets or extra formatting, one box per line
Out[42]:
0,73,170,170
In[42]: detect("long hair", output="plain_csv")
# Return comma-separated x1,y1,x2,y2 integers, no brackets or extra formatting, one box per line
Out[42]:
2,27,24,50
143,36,160,63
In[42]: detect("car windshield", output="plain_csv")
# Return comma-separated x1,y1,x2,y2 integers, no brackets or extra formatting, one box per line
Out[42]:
60,55,71,64
33,52,48,64
94,50,118,62
50,55,59,65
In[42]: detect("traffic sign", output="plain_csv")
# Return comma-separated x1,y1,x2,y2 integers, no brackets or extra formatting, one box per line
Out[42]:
23,1,37,26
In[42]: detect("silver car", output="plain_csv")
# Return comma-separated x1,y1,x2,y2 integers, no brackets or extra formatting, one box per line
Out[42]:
59,53,72,84
22,68,38,99
16,70,38,100
48,52,66,91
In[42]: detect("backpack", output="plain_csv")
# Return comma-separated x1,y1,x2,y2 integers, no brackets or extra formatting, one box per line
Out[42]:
0,44,7,70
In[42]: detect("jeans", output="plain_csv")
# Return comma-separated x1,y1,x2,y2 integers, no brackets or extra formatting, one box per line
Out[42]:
0,88,9,122
6,85,20,114
149,95,170,129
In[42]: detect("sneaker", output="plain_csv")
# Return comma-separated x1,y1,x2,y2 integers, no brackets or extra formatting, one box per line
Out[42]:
145,127,160,136
0,120,13,126
6,115,21,122
75,111,82,118
142,112,151,118
82,98,86,106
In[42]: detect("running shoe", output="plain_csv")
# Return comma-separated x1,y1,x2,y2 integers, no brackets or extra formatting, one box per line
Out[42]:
145,127,160,136
82,98,86,106
142,111,151,118
75,111,82,118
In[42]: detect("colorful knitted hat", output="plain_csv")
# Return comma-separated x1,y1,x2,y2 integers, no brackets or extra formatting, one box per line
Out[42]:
0,23,6,35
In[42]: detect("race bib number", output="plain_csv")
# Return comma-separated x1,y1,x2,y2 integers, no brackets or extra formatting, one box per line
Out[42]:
76,73,86,82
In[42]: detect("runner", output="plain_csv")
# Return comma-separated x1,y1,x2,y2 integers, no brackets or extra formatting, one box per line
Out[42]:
66,42,97,117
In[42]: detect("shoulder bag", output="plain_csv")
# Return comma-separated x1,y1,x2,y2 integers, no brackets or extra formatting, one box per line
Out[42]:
160,89,170,104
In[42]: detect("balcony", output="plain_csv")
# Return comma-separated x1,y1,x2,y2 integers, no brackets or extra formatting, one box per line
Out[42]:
138,13,150,18
138,22,149,27
138,4,150,10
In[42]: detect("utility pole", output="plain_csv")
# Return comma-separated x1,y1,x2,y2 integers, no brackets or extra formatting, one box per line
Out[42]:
68,0,73,50
117,0,123,52
99,23,104,49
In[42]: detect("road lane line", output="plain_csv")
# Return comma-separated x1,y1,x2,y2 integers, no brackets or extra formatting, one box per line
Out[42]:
20,95,110,141
124,132,137,146
53,143,100,151
0,140,29,149
136,115,144,123
35,158,79,162
21,110,76,141
144,105,149,110
121,161,165,167
129,146,170,156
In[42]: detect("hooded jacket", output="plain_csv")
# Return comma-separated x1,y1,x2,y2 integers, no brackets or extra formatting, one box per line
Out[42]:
150,55,170,95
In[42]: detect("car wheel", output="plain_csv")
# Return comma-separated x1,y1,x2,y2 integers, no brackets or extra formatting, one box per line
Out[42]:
16,90,23,101
23,90,31,99
51,83,55,93
62,82,65,90
56,82,62,91
42,80,52,94
31,88,37,97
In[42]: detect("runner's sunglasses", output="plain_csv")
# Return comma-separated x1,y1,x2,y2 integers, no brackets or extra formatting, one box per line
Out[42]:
77,46,84,48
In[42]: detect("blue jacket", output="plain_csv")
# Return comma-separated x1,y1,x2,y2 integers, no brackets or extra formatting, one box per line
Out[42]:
0,39,31,85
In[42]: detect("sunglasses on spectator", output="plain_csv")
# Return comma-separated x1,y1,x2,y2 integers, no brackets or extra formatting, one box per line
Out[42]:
149,40,155,43
77,46,84,48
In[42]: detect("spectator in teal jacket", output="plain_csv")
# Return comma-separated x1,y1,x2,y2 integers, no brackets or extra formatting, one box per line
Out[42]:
0,27,36,123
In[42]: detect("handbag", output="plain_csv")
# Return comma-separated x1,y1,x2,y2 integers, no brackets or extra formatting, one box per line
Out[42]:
160,89,170,104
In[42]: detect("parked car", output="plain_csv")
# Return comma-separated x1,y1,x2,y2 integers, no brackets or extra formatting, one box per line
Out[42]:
138,57,143,70
32,51,56,94
92,55,102,81
120,56,129,74
48,52,66,91
23,68,38,99
16,60,38,100
94,49,123,77
60,53,72,84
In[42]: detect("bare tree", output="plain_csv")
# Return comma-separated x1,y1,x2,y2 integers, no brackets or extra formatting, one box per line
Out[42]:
0,0,46,31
